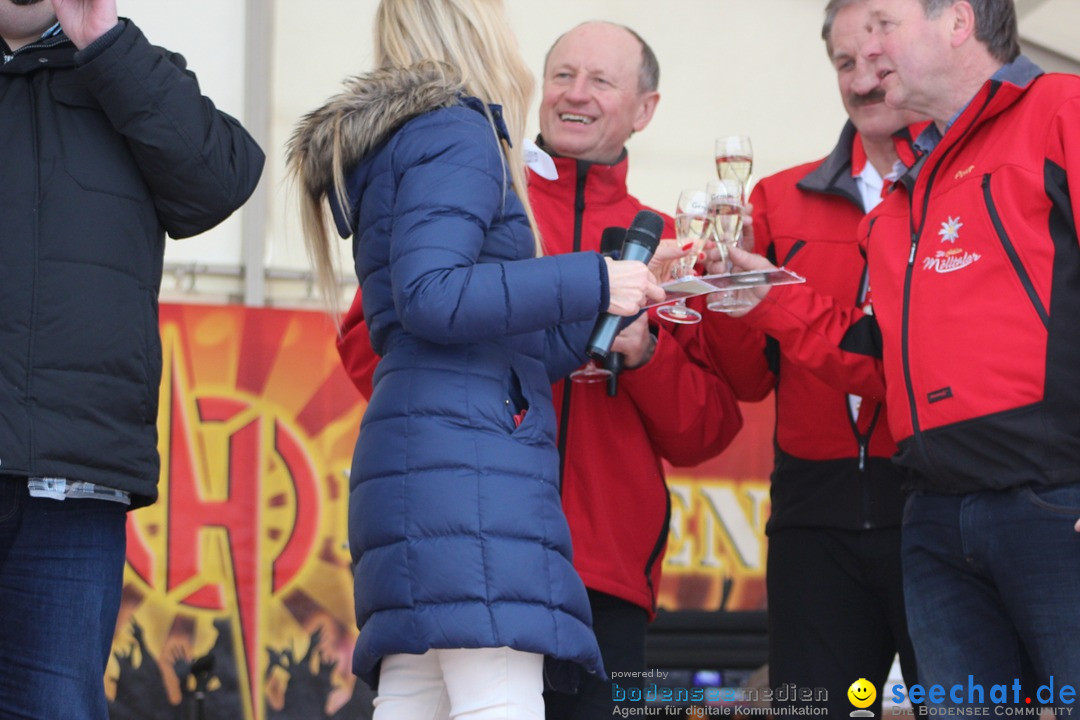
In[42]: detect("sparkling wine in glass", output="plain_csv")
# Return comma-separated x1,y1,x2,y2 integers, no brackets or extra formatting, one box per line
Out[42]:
706,178,752,313
707,178,744,255
715,135,753,195
657,189,711,325
712,197,744,249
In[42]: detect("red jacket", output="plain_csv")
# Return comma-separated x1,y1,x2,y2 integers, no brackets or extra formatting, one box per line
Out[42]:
703,122,914,531
862,60,1080,492
532,151,742,614
337,147,742,615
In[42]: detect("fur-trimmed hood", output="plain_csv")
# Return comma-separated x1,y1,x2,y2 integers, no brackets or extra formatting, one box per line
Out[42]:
287,61,466,201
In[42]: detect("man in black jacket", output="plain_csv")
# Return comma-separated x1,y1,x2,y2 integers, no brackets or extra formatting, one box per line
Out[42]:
0,1,264,717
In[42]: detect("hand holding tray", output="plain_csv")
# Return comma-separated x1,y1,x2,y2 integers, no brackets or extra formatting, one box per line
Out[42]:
645,267,805,309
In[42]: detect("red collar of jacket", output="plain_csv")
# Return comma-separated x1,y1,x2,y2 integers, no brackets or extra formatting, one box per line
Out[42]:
849,123,929,180
548,154,632,204
527,146,639,255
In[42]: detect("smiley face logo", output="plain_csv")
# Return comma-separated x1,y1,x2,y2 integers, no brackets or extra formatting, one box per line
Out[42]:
848,678,877,709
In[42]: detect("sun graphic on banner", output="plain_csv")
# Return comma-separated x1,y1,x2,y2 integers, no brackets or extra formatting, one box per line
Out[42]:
111,304,366,720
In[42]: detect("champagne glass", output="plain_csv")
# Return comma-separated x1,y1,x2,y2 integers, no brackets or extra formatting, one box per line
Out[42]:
705,178,753,313
657,189,711,325
569,353,612,383
715,135,754,197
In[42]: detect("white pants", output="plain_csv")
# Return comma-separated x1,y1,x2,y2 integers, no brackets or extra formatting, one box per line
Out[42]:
372,647,544,720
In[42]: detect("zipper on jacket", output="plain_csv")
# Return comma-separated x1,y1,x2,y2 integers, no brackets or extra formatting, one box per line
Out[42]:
859,404,884,528
858,437,869,528
846,389,877,473
26,80,42,467
4,41,51,61
900,210,928,472
849,247,871,476
556,161,591,492
643,487,672,612
845,389,883,528
2,32,70,64
982,173,1049,327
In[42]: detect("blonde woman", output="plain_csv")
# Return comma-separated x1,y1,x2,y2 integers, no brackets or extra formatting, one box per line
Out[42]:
288,0,663,716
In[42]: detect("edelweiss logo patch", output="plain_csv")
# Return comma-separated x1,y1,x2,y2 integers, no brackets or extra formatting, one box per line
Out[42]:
938,216,962,244
924,216,980,273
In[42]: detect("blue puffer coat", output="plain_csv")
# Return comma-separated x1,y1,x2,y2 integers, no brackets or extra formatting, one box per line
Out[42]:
290,63,607,689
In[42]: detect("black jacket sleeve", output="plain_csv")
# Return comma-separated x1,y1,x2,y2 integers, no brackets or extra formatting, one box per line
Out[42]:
74,20,265,238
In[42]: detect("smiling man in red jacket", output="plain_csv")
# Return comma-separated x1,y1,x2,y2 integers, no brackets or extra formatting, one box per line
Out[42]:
337,20,742,720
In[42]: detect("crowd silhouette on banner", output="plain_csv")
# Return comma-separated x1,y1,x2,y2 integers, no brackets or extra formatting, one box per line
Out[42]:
108,620,373,719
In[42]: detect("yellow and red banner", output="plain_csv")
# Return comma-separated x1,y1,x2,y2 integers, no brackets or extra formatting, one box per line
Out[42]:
660,400,773,614
107,303,772,719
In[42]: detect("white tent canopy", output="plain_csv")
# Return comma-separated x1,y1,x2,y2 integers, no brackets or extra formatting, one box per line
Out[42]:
114,0,1080,307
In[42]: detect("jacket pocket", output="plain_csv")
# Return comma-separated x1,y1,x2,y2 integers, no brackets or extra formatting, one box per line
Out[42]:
503,359,550,446
982,174,1048,328
777,239,806,266
48,78,150,202
1021,483,1080,515
504,367,530,431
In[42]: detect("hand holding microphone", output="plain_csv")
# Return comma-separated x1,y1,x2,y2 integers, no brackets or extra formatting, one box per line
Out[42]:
602,257,663,315
597,229,671,395
587,210,666,360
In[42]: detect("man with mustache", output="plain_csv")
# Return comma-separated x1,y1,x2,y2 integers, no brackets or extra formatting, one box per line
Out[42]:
701,1,925,715
0,0,263,718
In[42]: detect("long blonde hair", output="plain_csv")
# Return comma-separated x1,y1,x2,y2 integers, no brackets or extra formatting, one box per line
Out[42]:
292,0,540,316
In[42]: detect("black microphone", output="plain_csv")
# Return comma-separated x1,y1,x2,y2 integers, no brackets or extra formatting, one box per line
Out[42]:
598,226,626,257
586,210,664,360
604,344,624,397
599,227,627,397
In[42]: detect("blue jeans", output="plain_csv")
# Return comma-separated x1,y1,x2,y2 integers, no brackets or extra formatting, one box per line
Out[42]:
0,475,127,720
902,485,1080,706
